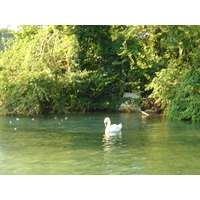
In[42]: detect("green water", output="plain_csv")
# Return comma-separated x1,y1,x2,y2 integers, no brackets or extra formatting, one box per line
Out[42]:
0,112,199,175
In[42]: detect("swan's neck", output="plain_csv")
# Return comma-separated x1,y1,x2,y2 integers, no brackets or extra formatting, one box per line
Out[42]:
105,120,111,135
106,120,111,127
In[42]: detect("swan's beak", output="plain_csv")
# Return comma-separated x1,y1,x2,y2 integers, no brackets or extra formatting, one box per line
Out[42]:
104,122,107,127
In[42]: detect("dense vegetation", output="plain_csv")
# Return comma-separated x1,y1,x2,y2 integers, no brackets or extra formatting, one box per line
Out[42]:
0,28,14,51
0,25,199,121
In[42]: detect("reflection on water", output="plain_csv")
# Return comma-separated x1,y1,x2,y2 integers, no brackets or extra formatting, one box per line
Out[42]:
102,134,126,173
0,112,200,175
102,135,122,152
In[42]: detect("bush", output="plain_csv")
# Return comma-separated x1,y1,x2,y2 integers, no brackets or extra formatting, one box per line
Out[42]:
166,68,200,121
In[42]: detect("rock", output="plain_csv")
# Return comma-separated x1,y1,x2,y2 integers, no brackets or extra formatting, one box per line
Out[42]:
119,93,140,112
119,101,138,112
123,92,139,98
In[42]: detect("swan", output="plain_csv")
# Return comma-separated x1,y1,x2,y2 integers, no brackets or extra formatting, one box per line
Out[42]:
104,117,122,136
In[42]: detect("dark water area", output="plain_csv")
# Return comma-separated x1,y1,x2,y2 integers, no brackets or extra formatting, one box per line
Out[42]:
0,112,199,175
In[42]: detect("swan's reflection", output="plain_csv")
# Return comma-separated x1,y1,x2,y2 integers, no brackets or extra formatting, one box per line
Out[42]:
102,133,122,153
102,134,123,169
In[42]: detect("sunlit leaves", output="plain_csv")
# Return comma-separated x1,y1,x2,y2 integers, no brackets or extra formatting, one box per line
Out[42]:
148,25,200,121
0,25,199,120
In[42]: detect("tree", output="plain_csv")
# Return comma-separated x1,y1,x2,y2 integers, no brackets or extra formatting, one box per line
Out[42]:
0,25,199,121
147,25,200,121
0,28,14,51
0,25,87,115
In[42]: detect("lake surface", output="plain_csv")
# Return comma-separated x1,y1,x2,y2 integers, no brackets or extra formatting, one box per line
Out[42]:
0,112,199,175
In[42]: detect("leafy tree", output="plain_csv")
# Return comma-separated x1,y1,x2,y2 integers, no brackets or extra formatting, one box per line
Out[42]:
0,25,87,115
166,67,200,121
0,28,14,51
0,24,199,121
147,25,200,121
67,25,127,110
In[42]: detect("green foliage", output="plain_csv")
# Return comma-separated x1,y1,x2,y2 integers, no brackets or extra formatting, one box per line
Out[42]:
147,61,182,107
0,71,65,115
147,25,200,121
0,28,14,51
166,68,200,121
0,25,199,121
0,25,87,115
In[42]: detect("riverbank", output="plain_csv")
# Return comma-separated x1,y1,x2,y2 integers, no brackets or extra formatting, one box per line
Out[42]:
0,92,162,117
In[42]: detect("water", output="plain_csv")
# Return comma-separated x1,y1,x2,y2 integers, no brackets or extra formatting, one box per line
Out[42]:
0,112,199,175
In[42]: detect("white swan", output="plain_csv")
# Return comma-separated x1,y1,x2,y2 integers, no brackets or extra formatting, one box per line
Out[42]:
104,117,122,136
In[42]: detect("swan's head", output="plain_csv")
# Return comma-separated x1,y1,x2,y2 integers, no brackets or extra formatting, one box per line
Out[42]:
104,117,111,127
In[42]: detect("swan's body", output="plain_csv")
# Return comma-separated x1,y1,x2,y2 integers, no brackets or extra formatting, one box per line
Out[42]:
104,117,122,136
